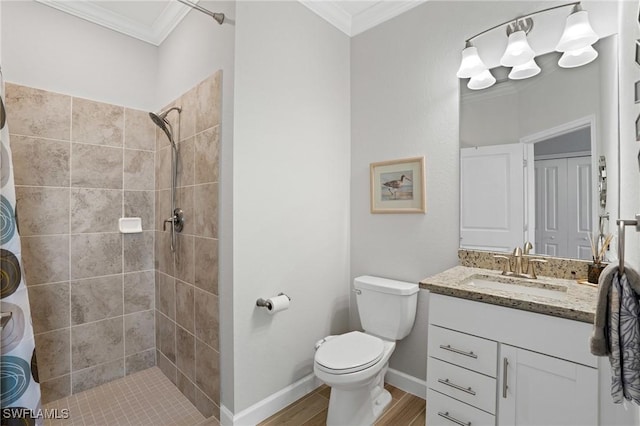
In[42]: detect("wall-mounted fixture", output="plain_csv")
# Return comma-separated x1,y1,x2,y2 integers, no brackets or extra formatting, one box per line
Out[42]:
457,2,599,90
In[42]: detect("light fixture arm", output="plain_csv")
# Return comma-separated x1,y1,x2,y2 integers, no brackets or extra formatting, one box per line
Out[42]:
464,1,580,44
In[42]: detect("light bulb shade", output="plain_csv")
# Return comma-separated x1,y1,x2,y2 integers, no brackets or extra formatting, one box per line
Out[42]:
508,58,541,80
558,45,598,68
467,70,496,90
555,10,598,52
500,30,536,67
456,46,488,78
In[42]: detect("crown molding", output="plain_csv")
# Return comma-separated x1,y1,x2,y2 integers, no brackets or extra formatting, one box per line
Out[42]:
35,0,193,46
299,1,427,37
351,1,426,36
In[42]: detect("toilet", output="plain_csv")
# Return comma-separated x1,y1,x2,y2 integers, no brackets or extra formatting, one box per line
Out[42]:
313,275,419,425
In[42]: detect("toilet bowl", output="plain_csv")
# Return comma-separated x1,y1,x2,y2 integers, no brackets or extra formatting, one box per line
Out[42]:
313,276,419,425
314,331,396,425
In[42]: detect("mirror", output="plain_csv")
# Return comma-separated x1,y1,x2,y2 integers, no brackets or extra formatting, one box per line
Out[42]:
459,35,618,260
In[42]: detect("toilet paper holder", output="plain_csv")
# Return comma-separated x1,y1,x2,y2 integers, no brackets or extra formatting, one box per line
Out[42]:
256,293,291,309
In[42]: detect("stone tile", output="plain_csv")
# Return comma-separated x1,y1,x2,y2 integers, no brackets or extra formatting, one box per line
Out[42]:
196,72,221,133
72,97,124,147
70,188,122,233
5,83,71,140
21,235,69,285
176,186,194,235
155,190,170,232
125,108,156,151
125,310,155,356
175,280,194,333
195,290,219,349
35,328,71,381
157,312,176,363
194,237,218,294
176,326,195,381
11,136,70,186
195,386,216,418
123,231,154,272
175,234,194,285
156,272,175,320
124,191,154,231
177,370,197,407
71,317,123,370
125,348,155,375
195,340,219,402
15,187,69,236
156,349,176,385
71,275,123,325
195,127,220,185
71,143,123,189
194,183,218,238
177,137,194,187
156,146,171,190
155,101,180,151
41,375,71,404
124,149,154,190
72,359,124,393
124,271,154,314
155,230,174,276
70,233,122,279
28,283,70,333
180,85,198,141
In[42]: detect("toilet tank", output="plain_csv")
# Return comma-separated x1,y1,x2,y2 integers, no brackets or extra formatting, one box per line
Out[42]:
354,275,419,340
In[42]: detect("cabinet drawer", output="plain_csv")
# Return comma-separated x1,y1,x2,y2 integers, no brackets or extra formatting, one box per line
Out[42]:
429,325,498,377
427,357,497,414
427,388,495,426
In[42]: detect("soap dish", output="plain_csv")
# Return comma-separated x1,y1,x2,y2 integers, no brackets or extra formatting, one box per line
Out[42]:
119,218,142,234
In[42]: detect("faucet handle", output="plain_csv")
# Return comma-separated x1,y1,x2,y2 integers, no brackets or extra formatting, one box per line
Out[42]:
523,241,533,255
528,258,548,279
494,255,510,275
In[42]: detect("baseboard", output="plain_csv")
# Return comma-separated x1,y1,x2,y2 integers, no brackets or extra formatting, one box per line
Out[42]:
221,373,322,426
385,367,427,399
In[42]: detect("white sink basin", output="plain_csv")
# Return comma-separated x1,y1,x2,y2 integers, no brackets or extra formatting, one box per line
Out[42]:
462,275,568,301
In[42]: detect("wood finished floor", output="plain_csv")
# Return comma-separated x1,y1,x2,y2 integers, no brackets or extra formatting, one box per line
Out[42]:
258,383,426,426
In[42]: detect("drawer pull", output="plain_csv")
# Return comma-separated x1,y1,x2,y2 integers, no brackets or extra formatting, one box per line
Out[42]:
438,411,472,426
437,378,476,396
502,357,509,398
439,344,478,359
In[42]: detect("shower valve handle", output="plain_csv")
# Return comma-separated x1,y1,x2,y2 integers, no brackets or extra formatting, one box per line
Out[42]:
163,208,185,233
163,217,174,232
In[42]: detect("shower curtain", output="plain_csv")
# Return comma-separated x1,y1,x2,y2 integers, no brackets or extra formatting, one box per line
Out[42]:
0,70,43,425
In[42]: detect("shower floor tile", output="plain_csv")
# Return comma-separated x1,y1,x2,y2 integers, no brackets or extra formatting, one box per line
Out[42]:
43,367,208,426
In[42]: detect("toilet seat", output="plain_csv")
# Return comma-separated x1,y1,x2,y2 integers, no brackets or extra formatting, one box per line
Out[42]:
315,331,384,375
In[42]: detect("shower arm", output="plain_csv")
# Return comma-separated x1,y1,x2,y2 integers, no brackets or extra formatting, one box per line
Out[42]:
177,0,225,25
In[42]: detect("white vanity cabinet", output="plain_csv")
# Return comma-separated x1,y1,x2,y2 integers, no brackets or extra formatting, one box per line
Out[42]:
426,293,598,426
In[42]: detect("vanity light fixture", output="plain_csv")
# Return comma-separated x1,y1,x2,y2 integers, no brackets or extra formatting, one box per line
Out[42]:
457,2,599,90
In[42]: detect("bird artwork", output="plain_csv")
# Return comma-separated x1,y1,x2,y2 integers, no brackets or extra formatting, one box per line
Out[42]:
382,174,412,199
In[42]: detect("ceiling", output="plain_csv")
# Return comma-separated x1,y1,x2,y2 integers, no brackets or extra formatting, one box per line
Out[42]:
35,0,426,45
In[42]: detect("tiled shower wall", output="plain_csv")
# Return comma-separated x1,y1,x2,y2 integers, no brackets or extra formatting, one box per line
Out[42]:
154,70,221,418
5,84,156,403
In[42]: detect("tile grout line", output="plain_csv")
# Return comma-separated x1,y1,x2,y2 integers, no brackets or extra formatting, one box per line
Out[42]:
122,107,126,377
68,95,74,396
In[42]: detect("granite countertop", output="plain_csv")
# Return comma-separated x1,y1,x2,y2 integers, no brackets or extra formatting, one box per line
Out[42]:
420,265,599,323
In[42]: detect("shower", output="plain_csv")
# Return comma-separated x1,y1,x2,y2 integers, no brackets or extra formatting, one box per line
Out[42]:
149,106,183,252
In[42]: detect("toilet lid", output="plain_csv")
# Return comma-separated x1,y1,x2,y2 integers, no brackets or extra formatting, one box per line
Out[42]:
315,331,384,374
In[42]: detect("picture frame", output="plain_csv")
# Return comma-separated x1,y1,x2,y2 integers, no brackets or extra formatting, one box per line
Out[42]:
636,113,640,142
635,81,640,104
370,156,426,214
636,39,640,67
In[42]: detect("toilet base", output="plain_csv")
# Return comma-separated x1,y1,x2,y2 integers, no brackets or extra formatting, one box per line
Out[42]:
326,366,391,426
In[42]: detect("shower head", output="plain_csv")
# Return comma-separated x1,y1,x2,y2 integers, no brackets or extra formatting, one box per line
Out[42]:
149,106,181,145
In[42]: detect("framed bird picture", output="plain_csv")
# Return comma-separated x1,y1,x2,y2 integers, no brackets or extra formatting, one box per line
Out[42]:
370,156,426,214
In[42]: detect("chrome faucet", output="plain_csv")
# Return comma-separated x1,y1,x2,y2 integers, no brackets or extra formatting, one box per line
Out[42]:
494,242,547,279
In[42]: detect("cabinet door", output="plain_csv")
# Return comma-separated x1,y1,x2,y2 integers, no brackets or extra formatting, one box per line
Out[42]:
498,345,597,426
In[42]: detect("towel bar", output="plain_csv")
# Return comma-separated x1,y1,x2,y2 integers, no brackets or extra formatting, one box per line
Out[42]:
616,215,640,274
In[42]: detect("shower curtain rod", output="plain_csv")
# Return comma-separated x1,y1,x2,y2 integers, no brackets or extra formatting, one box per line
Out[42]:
177,0,225,25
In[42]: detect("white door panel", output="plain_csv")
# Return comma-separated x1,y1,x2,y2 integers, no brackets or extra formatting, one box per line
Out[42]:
461,144,524,252
567,157,592,260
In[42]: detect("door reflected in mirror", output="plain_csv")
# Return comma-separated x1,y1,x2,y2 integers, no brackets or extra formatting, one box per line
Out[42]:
459,36,618,260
